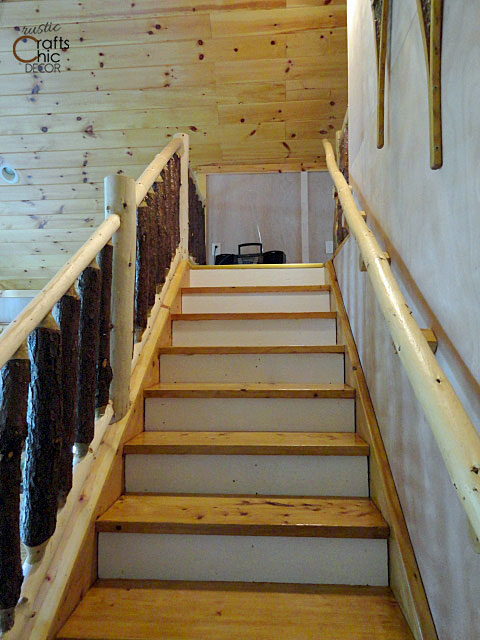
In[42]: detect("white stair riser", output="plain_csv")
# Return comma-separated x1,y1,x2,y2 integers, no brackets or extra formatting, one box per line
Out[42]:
181,291,330,314
172,318,336,347
145,397,355,432
189,267,325,287
160,353,344,384
125,454,368,496
98,533,388,586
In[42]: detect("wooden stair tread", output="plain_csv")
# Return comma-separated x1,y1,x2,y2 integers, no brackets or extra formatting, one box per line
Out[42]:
171,311,336,320
182,285,330,294
96,494,388,538
144,382,355,399
158,345,345,354
57,580,414,640
124,431,369,456
189,262,325,269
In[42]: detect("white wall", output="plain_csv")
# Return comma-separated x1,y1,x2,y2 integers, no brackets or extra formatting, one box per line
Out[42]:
206,172,333,264
345,1,480,638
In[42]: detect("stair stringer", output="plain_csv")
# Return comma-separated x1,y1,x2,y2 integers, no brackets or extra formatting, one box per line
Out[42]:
325,260,438,640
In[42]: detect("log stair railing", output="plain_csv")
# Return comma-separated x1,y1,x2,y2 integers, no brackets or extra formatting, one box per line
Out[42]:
0,133,206,635
323,137,480,547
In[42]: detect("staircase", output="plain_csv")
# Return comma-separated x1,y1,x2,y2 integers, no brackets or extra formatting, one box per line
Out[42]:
58,264,413,640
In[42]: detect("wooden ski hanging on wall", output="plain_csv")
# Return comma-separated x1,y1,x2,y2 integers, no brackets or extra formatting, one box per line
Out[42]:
416,0,444,169
371,0,389,149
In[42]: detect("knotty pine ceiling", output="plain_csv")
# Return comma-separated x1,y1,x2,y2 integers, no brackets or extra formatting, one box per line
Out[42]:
0,0,347,289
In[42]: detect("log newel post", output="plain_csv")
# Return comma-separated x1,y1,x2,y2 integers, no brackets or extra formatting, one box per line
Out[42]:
174,133,190,257
96,242,113,415
105,174,137,421
52,285,80,508
0,342,30,634
22,313,63,565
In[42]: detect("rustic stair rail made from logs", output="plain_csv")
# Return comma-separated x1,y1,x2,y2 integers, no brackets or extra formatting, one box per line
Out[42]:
0,132,207,635
322,138,480,546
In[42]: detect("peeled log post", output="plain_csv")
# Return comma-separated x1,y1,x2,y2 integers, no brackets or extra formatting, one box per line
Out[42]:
21,314,62,564
135,201,150,339
96,243,113,415
52,286,80,509
75,260,101,459
0,342,30,634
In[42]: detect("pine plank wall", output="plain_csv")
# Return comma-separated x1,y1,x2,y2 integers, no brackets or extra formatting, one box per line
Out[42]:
0,0,347,289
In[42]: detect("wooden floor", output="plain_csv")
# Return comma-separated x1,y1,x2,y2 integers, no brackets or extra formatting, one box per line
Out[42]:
57,580,414,640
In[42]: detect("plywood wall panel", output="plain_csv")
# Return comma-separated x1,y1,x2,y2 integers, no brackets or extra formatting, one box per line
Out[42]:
207,172,302,263
0,0,346,288
207,171,333,264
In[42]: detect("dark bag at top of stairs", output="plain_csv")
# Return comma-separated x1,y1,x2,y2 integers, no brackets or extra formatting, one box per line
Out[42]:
215,243,286,265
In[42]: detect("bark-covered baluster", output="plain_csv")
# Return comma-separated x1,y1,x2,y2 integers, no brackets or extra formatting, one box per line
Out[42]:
75,260,101,459
188,176,207,264
163,161,173,264
194,190,201,262
197,199,207,265
135,201,150,340
146,187,158,307
173,154,181,249
52,286,80,509
96,243,113,415
168,158,178,257
0,342,30,634
22,313,63,565
188,175,195,259
155,173,169,287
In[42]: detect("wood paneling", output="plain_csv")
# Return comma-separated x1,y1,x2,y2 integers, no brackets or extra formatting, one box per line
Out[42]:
0,0,346,288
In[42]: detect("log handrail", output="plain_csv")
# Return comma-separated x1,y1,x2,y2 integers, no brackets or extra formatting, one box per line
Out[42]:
322,138,480,542
135,136,183,206
0,214,120,371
